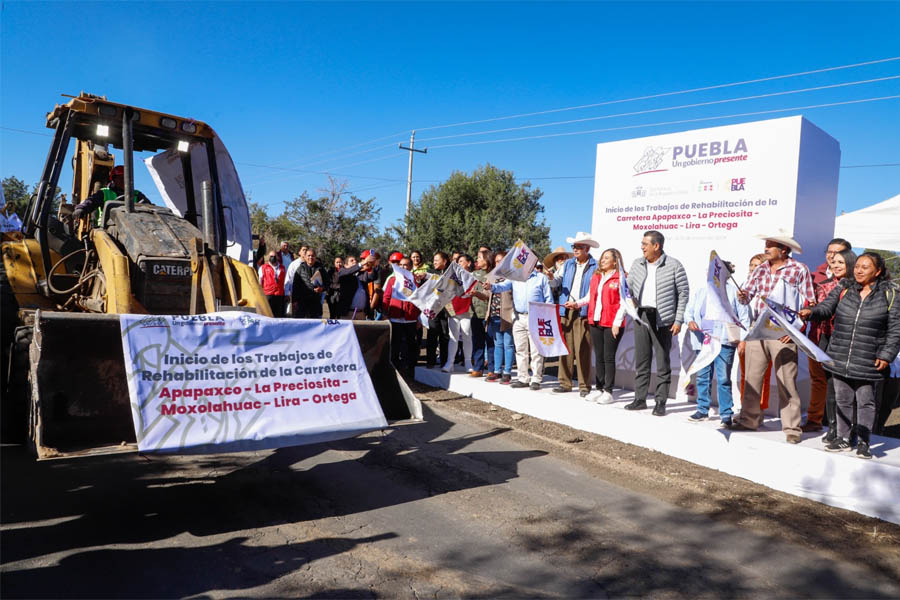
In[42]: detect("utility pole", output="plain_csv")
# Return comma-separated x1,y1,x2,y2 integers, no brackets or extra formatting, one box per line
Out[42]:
399,131,427,231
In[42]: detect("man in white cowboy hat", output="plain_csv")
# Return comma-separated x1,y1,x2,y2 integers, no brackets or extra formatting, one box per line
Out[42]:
732,229,815,443
625,230,690,416
555,232,600,397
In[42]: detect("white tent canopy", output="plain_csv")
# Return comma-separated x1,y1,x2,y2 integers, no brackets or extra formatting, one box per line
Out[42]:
833,193,900,251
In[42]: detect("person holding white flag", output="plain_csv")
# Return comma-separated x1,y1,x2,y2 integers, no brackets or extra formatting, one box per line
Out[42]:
425,252,451,368
683,259,750,428
488,261,553,390
443,255,477,373
486,239,539,283
733,232,815,443
557,232,599,398
382,256,421,378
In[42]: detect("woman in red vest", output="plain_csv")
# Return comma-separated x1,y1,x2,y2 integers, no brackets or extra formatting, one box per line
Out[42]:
576,248,626,404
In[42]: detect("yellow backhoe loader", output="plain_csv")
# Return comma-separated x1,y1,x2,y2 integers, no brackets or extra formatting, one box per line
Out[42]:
0,93,420,458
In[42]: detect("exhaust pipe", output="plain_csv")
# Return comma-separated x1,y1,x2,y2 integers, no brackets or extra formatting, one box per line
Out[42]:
201,180,216,249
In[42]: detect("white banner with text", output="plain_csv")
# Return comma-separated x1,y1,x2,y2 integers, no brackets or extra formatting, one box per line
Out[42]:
120,313,387,454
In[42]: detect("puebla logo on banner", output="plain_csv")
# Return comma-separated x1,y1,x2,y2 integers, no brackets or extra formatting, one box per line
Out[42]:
528,302,569,358
487,239,539,283
119,312,387,454
389,265,417,301
633,138,749,176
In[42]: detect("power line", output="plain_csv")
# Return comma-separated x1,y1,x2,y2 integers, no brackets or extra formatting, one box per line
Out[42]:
258,131,407,171
416,75,900,143
236,161,405,183
427,95,900,149
0,126,51,137
245,152,403,188
227,56,900,177
413,56,900,132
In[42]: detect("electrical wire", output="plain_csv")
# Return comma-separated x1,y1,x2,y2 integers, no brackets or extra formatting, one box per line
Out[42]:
245,152,404,188
427,95,900,149
413,56,900,132
223,56,900,176
416,75,900,143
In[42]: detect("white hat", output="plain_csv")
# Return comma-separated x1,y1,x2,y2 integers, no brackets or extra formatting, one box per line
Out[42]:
565,231,600,248
756,229,802,254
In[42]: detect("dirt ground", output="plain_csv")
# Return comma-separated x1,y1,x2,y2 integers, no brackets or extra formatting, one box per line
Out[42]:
406,377,900,581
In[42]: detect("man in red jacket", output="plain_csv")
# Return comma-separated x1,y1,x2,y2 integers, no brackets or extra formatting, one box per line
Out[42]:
258,250,287,317
383,255,421,377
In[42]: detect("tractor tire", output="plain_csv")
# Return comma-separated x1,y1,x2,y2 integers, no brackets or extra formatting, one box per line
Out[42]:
2,326,31,444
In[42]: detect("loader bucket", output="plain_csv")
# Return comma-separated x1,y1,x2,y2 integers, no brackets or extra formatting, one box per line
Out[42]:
23,311,421,459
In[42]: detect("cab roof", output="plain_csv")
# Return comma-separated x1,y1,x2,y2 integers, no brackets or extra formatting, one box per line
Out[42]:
46,93,214,153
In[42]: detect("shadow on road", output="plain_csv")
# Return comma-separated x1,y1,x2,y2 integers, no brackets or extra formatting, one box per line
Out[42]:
1,403,545,598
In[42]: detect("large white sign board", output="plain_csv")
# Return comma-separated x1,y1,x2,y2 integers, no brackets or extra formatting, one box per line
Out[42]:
592,116,840,407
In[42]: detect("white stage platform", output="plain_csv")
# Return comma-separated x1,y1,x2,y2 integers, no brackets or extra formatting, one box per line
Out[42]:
416,367,900,525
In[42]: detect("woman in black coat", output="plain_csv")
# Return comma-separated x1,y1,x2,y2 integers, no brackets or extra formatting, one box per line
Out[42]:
801,252,900,458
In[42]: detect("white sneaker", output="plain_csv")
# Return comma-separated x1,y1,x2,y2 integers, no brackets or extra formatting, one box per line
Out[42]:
441,364,452,373
598,391,615,404
585,391,601,403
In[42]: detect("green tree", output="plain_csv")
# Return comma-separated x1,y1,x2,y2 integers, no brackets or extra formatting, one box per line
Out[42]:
249,177,392,262
402,164,551,259
2,176,30,219
864,249,900,280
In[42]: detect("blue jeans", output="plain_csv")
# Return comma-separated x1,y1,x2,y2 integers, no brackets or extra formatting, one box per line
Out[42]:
488,316,514,374
696,345,736,420
471,316,493,373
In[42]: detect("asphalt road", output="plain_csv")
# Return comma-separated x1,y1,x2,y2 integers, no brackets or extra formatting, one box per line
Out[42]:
2,401,899,599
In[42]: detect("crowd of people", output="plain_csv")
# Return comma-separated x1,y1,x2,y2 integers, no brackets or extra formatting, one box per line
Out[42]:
258,230,900,459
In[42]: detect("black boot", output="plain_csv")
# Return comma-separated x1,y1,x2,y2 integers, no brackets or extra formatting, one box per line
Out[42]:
624,398,648,411
652,400,666,416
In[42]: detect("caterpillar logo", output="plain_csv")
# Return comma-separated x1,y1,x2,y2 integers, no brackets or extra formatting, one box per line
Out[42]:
152,264,191,277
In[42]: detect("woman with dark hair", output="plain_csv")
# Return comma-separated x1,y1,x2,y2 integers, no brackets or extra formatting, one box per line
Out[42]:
443,254,476,373
575,248,626,404
801,252,900,459
809,248,856,442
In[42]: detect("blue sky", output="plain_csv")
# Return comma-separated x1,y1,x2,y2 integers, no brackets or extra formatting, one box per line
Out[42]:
2,1,898,251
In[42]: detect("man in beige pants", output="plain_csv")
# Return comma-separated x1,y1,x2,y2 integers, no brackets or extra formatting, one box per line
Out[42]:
734,232,815,443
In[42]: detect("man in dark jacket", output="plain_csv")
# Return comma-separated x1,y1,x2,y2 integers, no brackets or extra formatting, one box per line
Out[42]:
426,252,450,368
332,254,375,319
292,248,326,318
625,230,689,416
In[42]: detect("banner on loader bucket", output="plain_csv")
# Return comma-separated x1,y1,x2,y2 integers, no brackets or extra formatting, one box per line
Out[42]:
119,312,388,454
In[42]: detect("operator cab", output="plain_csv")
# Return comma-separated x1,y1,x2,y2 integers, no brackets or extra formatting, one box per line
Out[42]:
23,93,227,309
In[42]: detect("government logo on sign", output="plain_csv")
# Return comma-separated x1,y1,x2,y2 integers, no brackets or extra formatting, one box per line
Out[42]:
633,146,670,176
